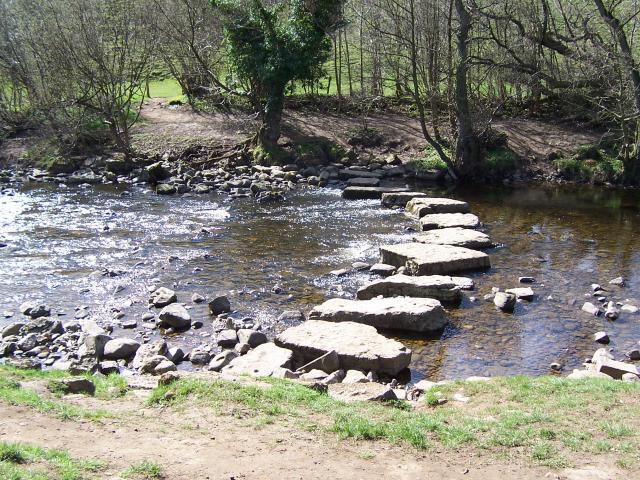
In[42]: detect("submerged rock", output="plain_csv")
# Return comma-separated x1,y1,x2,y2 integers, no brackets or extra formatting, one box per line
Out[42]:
275,320,411,375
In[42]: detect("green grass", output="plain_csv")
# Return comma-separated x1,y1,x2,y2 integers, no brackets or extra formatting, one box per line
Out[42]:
0,442,104,480
121,460,163,479
555,145,624,183
147,375,640,468
484,147,518,176
409,146,451,171
147,79,183,101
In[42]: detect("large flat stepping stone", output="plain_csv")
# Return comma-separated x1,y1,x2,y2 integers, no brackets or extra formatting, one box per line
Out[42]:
275,320,411,375
308,297,446,333
420,213,480,231
221,343,293,377
339,169,383,180
381,192,428,208
406,198,470,217
414,227,492,249
380,243,490,275
348,177,380,187
357,274,473,304
342,186,409,200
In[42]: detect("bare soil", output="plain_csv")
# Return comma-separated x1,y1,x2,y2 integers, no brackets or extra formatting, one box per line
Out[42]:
0,385,624,480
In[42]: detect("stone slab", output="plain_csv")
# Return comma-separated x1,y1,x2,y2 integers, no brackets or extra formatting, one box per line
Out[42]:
414,227,492,250
406,198,470,217
381,192,429,208
342,186,409,200
275,320,411,375
357,274,473,303
348,177,380,187
309,297,447,333
222,342,293,377
420,213,480,231
380,243,490,275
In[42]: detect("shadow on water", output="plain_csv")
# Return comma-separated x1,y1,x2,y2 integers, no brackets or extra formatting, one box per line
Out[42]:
1,181,640,381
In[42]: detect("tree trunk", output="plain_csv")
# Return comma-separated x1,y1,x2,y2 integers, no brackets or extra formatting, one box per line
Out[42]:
454,0,480,177
257,89,284,152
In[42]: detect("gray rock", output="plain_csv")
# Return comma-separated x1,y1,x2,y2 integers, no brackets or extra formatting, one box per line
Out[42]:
604,301,619,320
53,378,95,395
414,227,492,250
149,287,177,308
237,329,268,348
341,186,409,200
277,310,305,323
235,342,251,354
80,333,112,360
381,192,428,208
625,348,640,361
1,322,25,338
98,361,120,375
156,183,177,195
567,369,612,380
342,370,369,384
208,350,239,371
167,346,185,364
621,304,639,314
347,177,380,187
275,320,411,375
189,349,211,365
17,333,38,352
519,277,535,284
208,296,231,315
271,367,301,379
369,263,396,277
19,302,51,319
158,304,191,329
593,331,610,344
405,198,470,217
322,369,346,385
420,213,480,231
494,292,517,312
609,276,625,287
380,243,490,276
217,329,238,348
622,373,640,383
222,343,293,377
582,302,602,316
309,297,447,333
103,338,140,360
357,274,470,304
191,293,205,303
296,350,340,374
328,382,397,403
132,340,168,370
595,357,640,379
0,341,17,357
505,287,535,301
300,369,328,381
154,360,177,375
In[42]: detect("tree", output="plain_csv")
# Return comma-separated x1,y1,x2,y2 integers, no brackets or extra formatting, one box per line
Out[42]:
212,0,343,155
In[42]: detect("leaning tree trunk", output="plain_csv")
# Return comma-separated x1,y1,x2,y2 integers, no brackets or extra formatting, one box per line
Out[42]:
454,0,480,177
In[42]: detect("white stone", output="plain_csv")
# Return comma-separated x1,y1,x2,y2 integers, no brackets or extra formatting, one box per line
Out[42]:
420,213,480,231
414,227,492,250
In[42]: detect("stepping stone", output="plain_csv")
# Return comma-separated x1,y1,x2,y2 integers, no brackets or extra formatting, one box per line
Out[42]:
406,198,470,217
348,177,380,187
221,343,293,377
339,169,383,180
357,274,473,304
342,186,409,200
420,213,480,231
381,192,428,208
505,287,535,301
308,297,446,333
414,227,492,249
380,243,490,276
275,320,411,375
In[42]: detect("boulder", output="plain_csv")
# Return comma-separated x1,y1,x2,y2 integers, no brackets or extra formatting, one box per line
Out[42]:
328,383,397,403
19,302,51,319
208,350,239,372
217,329,238,348
132,340,168,370
405,198,470,217
342,370,369,384
222,343,293,377
414,227,492,250
309,297,446,333
2,322,25,338
342,186,409,200
505,287,535,301
80,333,112,360
300,369,328,381
49,378,95,395
338,169,382,180
581,302,601,316
380,243,490,276
420,213,480,231
494,292,516,312
567,369,612,380
275,320,411,375
158,304,191,329
208,296,231,315
381,192,429,208
154,360,177,375
296,350,340,374
237,329,268,348
356,274,471,304
595,357,640,379
103,338,140,360
149,287,177,307
369,263,396,277
189,349,211,365
156,184,177,195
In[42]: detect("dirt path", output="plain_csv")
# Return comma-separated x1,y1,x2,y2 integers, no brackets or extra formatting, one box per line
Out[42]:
0,393,623,480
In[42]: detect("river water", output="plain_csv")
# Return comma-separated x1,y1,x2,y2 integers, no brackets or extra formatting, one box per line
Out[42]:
1,181,639,381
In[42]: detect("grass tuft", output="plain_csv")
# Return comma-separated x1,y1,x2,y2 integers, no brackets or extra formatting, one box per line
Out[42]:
122,460,163,479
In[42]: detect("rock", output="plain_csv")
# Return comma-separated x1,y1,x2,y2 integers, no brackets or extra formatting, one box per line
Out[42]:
581,302,601,316
420,213,480,231
357,274,470,304
2,322,25,338
235,342,251,354
17,333,38,352
158,304,191,329
328,382,397,403
222,343,293,377
208,296,231,315
131,340,168,370
275,320,411,375
0,341,17,357
98,361,120,375
154,360,177,375
550,362,563,372
341,186,409,200
191,293,205,303
626,348,640,361
621,304,639,314
494,292,517,312
121,320,137,329
137,355,168,374
621,373,640,383
567,369,612,380
380,243,490,276
593,331,610,344
189,349,211,365
217,329,238,348
103,338,140,360
149,287,177,308
156,183,177,195
19,302,51,319
323,369,346,384
343,370,369,384
369,263,396,277
414,227,492,250
592,348,614,364
405,198,470,217
271,367,301,379
277,310,305,324
167,347,185,364
604,301,619,320
300,369,329,381
296,350,340,374
381,192,428,208
609,276,625,287
595,357,640,379
519,277,535,284
348,177,380,187
145,161,171,183
105,156,133,175
80,333,112,360
505,287,535,301
56,378,96,395
237,329,268,348
208,350,239,372
158,371,180,386
309,297,447,333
